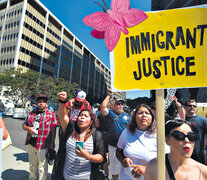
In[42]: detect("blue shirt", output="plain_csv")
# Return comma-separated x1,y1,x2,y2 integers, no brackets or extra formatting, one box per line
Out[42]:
105,110,130,146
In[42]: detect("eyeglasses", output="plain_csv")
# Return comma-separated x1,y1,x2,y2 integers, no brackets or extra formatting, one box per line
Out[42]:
169,130,198,142
116,103,124,105
186,105,197,108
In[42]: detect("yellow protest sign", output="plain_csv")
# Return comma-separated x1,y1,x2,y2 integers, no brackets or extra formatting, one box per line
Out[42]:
110,6,207,90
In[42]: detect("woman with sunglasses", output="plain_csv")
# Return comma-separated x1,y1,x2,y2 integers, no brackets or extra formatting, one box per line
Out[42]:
116,104,169,180
144,119,207,180
52,92,105,180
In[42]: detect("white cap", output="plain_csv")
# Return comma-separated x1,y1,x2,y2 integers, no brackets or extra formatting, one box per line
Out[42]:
75,90,86,102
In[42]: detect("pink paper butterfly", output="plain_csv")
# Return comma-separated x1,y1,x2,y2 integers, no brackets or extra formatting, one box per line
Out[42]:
83,0,148,51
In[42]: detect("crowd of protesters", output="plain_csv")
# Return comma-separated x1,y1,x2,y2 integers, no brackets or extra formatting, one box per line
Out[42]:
1,88,207,180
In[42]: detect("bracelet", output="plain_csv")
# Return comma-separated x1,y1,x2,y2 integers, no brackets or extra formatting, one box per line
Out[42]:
86,154,91,160
59,99,68,103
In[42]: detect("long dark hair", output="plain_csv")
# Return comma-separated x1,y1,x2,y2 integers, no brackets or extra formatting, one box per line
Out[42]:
74,109,96,134
128,104,155,135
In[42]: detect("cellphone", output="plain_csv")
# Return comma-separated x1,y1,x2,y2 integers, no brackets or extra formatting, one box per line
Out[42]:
75,141,84,150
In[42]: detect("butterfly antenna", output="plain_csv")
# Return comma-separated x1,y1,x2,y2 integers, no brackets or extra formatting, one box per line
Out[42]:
94,1,107,13
101,0,109,10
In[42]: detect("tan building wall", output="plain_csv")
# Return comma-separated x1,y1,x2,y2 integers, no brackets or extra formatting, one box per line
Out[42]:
0,0,126,101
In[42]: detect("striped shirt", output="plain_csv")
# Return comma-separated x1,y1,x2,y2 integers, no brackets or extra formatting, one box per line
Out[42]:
63,136,94,180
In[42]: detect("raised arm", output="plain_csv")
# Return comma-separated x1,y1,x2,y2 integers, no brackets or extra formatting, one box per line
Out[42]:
57,91,70,135
100,89,113,115
174,98,185,120
169,96,185,120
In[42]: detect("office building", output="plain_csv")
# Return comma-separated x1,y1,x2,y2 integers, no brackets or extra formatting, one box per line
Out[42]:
0,0,126,100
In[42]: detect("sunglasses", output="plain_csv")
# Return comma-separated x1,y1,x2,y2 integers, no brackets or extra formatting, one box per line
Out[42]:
169,130,198,142
116,102,124,105
186,105,197,108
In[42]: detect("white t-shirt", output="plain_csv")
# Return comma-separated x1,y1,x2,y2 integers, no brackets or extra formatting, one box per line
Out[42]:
117,128,170,180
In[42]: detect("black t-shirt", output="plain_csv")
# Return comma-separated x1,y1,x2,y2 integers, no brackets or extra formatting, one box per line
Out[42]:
186,115,207,163
29,111,44,147
96,113,109,133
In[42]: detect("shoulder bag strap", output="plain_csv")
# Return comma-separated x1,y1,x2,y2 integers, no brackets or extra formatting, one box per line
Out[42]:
166,154,176,180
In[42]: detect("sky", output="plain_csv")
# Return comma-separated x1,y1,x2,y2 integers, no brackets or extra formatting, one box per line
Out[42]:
39,0,151,99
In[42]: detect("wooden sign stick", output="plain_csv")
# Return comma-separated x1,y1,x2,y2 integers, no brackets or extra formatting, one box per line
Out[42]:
156,89,165,180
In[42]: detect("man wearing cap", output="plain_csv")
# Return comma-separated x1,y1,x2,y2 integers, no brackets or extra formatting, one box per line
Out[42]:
100,90,130,180
65,90,92,122
22,95,59,180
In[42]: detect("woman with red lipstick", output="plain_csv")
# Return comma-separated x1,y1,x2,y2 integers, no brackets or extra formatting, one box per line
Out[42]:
52,92,105,180
116,104,169,180
144,119,207,180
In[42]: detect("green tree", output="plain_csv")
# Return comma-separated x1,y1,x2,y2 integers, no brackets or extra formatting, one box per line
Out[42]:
32,76,78,105
0,69,79,108
0,68,40,107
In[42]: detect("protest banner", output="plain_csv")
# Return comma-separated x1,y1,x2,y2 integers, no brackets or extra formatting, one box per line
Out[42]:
110,5,207,91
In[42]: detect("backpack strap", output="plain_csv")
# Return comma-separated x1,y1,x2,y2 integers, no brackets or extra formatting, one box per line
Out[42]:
166,154,176,180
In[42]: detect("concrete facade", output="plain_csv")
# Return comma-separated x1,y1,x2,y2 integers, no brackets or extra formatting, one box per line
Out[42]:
0,0,126,100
